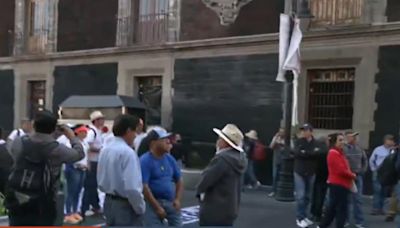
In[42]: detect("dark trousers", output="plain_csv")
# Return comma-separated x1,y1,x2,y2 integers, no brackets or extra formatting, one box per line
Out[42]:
311,180,328,219
104,195,143,226
81,161,100,214
8,202,56,226
319,184,350,228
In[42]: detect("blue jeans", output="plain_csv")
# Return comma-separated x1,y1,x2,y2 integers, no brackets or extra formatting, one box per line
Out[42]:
145,199,182,227
65,167,86,214
372,171,386,211
348,175,364,225
272,161,281,192
244,159,258,186
294,172,316,220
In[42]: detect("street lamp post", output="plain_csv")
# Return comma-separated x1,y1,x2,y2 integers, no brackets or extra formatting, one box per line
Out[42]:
275,0,313,202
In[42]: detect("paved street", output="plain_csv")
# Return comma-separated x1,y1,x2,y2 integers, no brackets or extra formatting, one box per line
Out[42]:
69,189,398,227
0,189,396,227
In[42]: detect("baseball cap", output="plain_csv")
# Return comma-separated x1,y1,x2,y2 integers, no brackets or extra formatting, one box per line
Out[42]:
74,125,89,134
300,123,313,131
147,127,172,142
384,134,395,141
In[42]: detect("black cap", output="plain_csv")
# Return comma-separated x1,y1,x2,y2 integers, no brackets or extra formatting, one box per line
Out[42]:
300,123,313,131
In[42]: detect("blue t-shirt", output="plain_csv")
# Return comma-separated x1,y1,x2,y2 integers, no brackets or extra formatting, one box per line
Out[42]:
140,152,181,201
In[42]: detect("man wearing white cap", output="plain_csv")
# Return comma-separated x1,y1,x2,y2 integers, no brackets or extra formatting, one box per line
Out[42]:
196,124,247,226
81,111,105,218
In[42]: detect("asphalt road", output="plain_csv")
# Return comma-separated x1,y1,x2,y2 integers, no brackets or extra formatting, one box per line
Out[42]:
81,189,397,228
1,189,398,227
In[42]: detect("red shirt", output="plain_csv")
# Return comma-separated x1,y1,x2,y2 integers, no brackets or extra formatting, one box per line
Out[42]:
327,147,355,190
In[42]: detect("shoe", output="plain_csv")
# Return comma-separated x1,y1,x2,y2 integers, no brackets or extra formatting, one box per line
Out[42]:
254,181,261,188
246,185,254,189
72,213,83,222
304,218,313,226
296,219,309,228
355,224,366,228
64,215,80,225
344,223,350,227
385,215,395,222
85,210,95,217
370,210,385,216
268,192,275,197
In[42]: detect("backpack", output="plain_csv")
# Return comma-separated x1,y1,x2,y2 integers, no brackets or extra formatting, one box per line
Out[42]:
0,144,13,194
377,150,399,186
4,136,58,211
253,141,266,161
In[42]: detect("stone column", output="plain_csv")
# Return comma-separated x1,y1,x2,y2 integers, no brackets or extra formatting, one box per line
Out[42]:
116,0,134,47
14,0,26,55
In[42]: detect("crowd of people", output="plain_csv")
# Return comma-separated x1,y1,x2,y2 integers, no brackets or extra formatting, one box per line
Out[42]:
0,110,246,227
2,109,400,227
269,124,399,228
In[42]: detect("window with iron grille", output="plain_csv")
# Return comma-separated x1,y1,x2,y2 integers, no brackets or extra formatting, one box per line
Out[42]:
310,0,363,27
28,80,46,119
136,76,162,125
307,69,355,130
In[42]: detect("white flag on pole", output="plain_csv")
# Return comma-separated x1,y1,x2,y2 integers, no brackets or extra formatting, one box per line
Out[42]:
283,18,302,75
276,15,303,126
276,14,291,82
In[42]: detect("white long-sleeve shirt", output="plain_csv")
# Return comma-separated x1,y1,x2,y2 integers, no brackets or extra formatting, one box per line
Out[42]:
97,137,145,215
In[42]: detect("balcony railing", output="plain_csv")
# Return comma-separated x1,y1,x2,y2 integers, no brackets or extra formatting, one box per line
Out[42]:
27,29,49,54
310,0,363,27
117,10,178,46
137,12,172,44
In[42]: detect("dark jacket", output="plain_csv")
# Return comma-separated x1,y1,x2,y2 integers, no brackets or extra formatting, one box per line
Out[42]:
196,148,247,226
293,137,321,176
9,133,84,209
0,144,13,193
243,137,255,159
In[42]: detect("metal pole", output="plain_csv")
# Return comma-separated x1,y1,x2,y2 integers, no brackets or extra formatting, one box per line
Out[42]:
275,14,295,202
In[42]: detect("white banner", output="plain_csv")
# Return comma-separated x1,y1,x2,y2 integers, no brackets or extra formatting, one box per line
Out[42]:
283,18,302,75
276,14,291,82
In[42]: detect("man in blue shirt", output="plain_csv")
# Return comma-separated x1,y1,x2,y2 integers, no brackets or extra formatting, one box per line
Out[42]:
369,134,395,215
140,128,183,226
97,114,145,226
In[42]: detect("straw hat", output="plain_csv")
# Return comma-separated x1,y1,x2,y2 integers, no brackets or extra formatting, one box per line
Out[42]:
245,130,258,140
213,124,244,152
90,111,105,121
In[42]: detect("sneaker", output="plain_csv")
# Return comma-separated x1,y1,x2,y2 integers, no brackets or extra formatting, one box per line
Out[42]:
304,218,314,226
385,215,395,222
370,210,385,216
344,223,350,227
254,181,261,188
296,219,309,228
246,185,254,189
268,192,275,197
85,210,95,217
64,215,79,225
72,213,83,222
355,224,366,228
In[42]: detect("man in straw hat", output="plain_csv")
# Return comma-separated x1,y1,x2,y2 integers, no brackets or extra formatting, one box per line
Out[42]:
81,110,105,218
196,124,247,226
